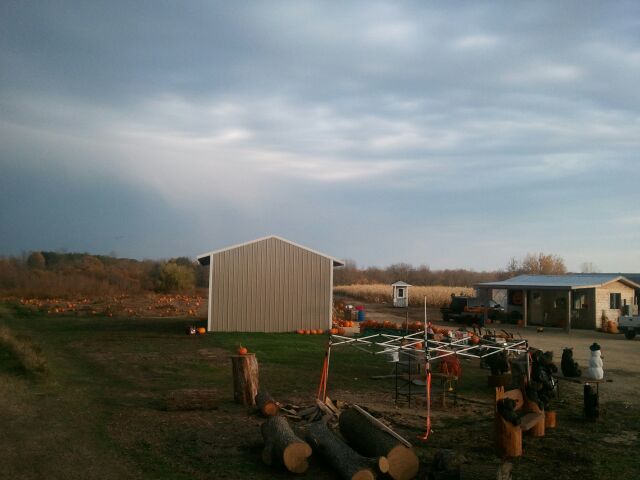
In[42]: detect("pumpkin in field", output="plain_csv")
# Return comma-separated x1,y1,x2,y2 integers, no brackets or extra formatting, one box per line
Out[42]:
197,327,206,335
337,327,345,335
296,329,305,334
238,345,248,355
414,342,424,350
304,330,310,334
330,328,338,335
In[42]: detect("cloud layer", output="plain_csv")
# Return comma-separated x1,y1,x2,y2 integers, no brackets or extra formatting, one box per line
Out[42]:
2,1,640,270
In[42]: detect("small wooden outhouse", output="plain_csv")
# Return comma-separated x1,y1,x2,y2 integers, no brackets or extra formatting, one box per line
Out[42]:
392,281,411,308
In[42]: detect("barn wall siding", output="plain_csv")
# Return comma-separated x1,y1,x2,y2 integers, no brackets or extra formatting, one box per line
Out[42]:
209,237,331,332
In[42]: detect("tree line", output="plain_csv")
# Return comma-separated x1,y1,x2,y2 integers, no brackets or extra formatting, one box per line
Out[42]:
334,252,567,287
0,250,570,298
0,251,208,298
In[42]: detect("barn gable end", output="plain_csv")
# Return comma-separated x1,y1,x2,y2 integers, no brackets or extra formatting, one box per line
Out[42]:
198,236,342,332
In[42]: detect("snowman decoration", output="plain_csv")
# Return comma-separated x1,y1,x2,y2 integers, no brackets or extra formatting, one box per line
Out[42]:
587,342,604,380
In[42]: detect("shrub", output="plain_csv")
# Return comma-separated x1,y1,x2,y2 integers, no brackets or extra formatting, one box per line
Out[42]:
27,251,46,269
152,262,196,293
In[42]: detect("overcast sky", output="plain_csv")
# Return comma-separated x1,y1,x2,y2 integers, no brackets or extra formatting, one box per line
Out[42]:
1,1,640,271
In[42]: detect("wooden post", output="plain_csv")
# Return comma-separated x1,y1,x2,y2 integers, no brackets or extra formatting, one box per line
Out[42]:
523,290,528,328
566,290,571,333
231,354,259,405
545,411,557,428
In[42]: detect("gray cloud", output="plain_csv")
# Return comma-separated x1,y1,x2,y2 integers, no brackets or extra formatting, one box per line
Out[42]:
1,1,640,270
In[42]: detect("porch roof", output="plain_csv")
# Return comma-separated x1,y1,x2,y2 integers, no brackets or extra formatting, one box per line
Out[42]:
476,274,640,290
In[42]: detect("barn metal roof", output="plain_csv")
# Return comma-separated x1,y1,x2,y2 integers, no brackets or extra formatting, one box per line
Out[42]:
476,274,640,290
196,235,345,267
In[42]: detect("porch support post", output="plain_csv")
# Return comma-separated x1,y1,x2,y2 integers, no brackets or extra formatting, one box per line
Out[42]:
523,289,528,328
566,289,571,333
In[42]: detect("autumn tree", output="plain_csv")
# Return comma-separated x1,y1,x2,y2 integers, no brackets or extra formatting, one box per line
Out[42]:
506,253,567,275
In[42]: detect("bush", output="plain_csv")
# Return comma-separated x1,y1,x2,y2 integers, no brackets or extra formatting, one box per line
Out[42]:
27,252,46,269
152,262,196,293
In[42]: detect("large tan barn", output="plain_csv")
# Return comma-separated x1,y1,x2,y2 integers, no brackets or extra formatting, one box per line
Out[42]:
476,274,640,331
197,236,344,332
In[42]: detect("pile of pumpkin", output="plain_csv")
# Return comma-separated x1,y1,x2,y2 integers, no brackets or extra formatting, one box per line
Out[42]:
334,319,356,328
359,320,483,345
295,328,345,335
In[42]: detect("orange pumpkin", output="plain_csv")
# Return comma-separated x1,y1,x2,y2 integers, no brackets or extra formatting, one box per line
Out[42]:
414,342,424,350
197,327,206,335
330,328,338,335
337,327,345,335
296,329,305,334
304,330,310,335
238,345,248,355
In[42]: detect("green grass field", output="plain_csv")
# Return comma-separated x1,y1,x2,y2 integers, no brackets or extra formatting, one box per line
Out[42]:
1,302,638,479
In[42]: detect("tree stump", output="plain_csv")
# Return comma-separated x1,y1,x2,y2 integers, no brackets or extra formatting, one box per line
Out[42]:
339,407,419,480
261,416,311,473
255,390,279,416
306,421,389,480
231,354,259,406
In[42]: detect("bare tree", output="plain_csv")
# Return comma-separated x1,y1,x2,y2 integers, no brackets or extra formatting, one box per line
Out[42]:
580,262,599,273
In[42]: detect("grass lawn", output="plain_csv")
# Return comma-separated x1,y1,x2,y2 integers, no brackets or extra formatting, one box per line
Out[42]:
1,302,639,479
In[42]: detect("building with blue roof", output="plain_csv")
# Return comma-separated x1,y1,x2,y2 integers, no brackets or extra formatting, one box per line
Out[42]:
476,274,640,331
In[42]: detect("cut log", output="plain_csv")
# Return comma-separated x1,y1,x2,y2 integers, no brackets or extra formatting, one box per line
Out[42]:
325,396,340,414
261,416,311,473
306,421,388,480
230,353,259,406
339,407,419,480
316,399,337,418
255,390,279,416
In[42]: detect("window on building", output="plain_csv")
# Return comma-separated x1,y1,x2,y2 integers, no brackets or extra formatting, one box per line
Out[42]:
610,293,622,309
397,288,404,298
574,293,587,310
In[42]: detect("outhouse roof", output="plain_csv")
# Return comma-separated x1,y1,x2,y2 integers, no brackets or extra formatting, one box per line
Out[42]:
476,274,640,290
196,235,345,267
391,281,412,287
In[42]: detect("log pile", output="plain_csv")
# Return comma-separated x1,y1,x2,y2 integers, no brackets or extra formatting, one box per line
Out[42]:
306,420,389,480
261,416,312,473
279,397,342,424
257,394,421,479
339,406,419,480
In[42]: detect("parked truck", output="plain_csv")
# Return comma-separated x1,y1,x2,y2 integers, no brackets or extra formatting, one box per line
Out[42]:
440,295,503,324
618,315,640,339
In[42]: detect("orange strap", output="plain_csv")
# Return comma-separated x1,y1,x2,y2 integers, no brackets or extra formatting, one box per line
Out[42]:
417,370,432,441
317,350,329,401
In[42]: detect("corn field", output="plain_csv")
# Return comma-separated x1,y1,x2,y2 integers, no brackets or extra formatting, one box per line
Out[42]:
333,284,474,308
